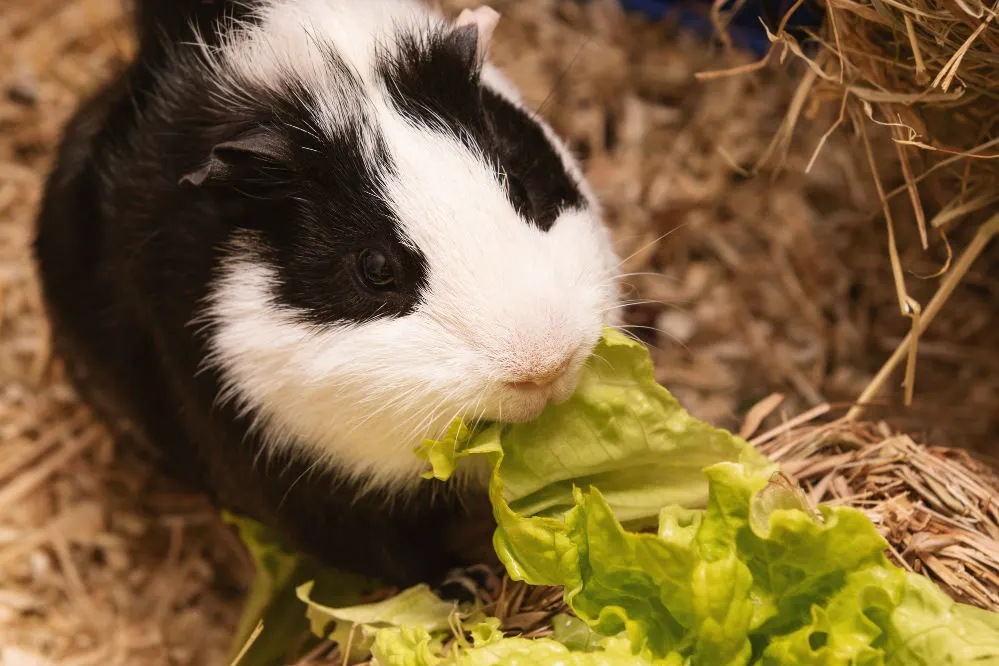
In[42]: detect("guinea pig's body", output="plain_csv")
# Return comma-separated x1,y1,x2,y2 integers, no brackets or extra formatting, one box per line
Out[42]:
34,0,619,587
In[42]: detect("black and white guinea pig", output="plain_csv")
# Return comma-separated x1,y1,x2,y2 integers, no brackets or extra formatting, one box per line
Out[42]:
34,0,621,587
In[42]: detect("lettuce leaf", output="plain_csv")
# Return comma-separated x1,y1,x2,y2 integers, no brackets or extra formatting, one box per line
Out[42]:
225,512,303,663
230,329,999,666
416,330,999,665
224,515,383,666
369,627,682,666
417,329,774,526
297,581,459,663
551,613,603,652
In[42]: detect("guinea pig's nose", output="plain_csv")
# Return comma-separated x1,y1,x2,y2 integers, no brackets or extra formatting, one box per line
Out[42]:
504,354,574,390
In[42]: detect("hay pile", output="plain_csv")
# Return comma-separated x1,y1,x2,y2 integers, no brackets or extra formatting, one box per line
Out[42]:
2,0,998,665
703,0,999,424
747,397,999,612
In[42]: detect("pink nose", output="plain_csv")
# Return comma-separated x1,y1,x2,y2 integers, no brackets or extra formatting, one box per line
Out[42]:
505,356,573,390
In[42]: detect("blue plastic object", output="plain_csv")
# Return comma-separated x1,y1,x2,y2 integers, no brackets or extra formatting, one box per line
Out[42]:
617,0,823,57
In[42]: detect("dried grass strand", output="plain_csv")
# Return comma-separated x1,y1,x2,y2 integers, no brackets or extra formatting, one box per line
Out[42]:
848,213,999,419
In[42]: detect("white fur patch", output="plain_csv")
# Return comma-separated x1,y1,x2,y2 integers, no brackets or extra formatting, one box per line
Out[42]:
200,0,621,494
193,0,438,137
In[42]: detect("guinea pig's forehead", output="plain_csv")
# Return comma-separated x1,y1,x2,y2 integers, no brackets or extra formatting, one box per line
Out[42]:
207,1,441,119
208,0,594,242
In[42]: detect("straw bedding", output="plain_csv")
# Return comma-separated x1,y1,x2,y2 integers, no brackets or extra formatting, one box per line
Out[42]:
751,409,999,612
704,0,999,424
1,0,997,664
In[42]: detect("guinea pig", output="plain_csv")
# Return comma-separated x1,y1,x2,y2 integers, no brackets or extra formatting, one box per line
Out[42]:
33,0,621,588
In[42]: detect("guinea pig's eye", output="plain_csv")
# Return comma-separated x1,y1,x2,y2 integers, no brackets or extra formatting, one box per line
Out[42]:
357,249,396,291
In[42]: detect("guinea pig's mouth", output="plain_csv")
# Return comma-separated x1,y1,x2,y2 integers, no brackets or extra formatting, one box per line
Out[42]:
493,391,552,423
489,365,583,424
466,329,603,425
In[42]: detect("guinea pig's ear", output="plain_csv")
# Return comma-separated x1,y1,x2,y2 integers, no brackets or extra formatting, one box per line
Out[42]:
179,128,290,187
453,6,500,67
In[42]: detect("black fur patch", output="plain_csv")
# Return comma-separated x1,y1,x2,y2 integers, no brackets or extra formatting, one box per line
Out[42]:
33,0,497,592
134,0,255,65
157,39,429,328
378,25,586,231
260,113,430,327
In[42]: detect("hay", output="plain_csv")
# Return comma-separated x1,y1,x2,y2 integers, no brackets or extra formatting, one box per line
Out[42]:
1,2,246,664
2,0,999,664
749,398,999,612
701,0,999,419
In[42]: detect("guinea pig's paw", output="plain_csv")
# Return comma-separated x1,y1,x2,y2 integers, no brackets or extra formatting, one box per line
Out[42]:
435,563,502,604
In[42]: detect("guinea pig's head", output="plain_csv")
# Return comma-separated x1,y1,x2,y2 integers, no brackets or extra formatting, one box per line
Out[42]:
189,0,621,492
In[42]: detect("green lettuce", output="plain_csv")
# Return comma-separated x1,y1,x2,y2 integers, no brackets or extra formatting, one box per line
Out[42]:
229,329,999,666
370,629,680,666
417,329,774,526
225,515,383,666
414,329,999,665
297,581,459,663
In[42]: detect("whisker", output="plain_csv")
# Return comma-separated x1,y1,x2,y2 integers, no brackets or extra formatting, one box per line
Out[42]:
614,224,688,269
469,388,488,427
404,384,467,443
603,299,671,310
614,271,681,283
398,392,452,443
532,34,593,122
457,387,491,490
614,325,644,344
588,351,614,372
278,454,326,510
604,300,694,315
341,383,426,439
615,324,691,354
